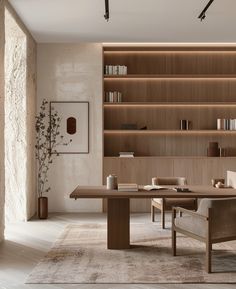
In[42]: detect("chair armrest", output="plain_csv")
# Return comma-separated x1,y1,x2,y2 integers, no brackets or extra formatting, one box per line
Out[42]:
173,206,208,220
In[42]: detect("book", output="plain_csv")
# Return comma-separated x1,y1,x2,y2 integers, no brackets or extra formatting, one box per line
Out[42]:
173,187,192,192
143,185,167,191
119,152,134,158
118,183,138,192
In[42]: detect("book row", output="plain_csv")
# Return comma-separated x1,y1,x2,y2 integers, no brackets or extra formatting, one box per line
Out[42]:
104,65,128,75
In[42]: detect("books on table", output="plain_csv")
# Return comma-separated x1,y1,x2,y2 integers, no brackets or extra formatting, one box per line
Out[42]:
143,185,191,192
118,183,138,192
143,185,168,191
119,152,134,158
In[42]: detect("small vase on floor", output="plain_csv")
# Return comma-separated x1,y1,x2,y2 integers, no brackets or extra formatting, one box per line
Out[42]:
38,197,48,219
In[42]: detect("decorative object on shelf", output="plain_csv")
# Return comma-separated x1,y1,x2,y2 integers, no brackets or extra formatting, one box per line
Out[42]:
50,101,89,154
219,147,227,157
106,174,118,190
121,123,137,130
119,152,134,158
104,65,127,75
35,99,72,219
105,91,122,103
180,119,191,130
217,118,236,130
211,178,225,187
217,118,226,130
207,142,220,157
140,126,147,130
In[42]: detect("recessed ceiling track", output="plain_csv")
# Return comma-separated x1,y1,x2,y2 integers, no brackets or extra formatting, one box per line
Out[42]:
198,0,215,21
104,0,109,21
104,0,215,22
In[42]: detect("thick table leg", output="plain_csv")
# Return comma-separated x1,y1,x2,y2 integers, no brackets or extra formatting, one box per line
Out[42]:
107,198,130,249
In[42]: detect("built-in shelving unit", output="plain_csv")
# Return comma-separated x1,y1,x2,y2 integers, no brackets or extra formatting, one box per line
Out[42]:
103,45,236,211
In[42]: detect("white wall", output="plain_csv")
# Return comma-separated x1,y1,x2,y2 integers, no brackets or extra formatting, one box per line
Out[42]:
37,43,103,212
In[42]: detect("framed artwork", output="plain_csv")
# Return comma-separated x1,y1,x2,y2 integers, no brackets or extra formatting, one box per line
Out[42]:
50,101,89,154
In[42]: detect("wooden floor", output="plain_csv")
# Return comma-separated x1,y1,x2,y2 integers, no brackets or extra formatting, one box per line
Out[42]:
0,213,235,289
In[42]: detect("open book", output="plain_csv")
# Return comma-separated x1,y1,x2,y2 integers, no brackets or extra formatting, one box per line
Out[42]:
143,185,168,191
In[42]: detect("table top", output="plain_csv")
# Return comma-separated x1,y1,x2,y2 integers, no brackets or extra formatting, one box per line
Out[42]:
70,185,236,199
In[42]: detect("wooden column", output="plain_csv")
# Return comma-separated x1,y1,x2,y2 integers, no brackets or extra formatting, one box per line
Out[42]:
107,198,130,249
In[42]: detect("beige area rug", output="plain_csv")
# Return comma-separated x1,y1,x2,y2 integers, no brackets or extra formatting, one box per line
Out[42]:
26,223,236,284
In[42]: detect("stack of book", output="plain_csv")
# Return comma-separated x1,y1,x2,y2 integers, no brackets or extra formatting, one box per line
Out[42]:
105,91,122,103
104,65,128,75
118,183,138,192
217,119,236,130
119,152,134,158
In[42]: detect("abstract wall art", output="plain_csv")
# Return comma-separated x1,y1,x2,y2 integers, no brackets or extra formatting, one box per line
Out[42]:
50,101,89,154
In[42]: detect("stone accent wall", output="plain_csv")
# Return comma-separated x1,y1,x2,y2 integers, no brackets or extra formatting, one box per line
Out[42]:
4,2,37,222
5,9,27,222
26,32,37,220
0,0,5,241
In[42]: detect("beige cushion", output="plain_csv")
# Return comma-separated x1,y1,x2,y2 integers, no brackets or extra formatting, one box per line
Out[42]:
198,198,236,239
175,215,206,238
175,198,236,240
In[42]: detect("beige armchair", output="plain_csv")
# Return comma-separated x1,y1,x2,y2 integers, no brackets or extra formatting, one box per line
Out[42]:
151,177,197,229
172,198,236,273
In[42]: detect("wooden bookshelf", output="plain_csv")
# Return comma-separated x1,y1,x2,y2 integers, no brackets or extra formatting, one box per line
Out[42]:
102,45,236,212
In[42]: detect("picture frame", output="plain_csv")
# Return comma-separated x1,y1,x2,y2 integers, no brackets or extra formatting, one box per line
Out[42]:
50,101,89,154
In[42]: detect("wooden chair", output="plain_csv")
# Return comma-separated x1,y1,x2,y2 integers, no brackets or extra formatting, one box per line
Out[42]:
151,177,197,229
172,198,236,273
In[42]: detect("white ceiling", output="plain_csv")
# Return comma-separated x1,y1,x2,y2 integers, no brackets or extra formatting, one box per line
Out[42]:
8,0,236,43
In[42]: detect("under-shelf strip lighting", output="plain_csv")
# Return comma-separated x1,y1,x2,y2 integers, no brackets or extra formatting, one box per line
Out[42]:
104,51,236,54
104,103,236,108
104,130,236,135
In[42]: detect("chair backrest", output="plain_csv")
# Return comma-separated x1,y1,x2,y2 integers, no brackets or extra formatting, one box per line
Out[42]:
152,177,187,186
198,198,236,239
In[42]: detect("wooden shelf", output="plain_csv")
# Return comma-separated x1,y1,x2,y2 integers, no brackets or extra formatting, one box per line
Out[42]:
104,130,236,135
104,156,236,159
104,74,236,79
103,46,236,52
104,102,236,107
103,45,236,213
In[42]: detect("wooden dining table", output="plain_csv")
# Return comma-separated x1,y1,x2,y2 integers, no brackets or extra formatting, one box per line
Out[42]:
70,185,236,250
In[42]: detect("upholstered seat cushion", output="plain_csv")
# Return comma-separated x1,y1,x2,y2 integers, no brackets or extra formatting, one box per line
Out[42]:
153,198,196,209
175,198,236,240
175,215,206,238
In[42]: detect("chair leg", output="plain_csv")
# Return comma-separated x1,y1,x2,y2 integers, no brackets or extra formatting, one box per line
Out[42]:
161,208,165,229
151,205,155,222
206,241,212,273
172,209,176,256
172,229,176,256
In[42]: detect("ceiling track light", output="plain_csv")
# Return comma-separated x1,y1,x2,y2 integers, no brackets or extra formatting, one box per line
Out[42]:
104,0,109,21
198,0,215,21
103,0,215,22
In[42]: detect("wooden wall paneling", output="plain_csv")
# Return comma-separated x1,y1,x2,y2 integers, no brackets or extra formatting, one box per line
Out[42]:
103,45,236,212
104,133,236,157
103,157,174,212
104,52,236,74
104,105,236,130
104,79,236,103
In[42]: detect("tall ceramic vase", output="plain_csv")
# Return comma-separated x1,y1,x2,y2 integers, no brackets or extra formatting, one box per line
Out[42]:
38,197,48,219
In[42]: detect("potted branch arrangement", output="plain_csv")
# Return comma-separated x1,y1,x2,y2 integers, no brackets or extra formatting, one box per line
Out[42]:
35,99,71,219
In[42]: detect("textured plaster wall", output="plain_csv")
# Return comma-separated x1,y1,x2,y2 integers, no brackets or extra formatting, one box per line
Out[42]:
37,43,103,212
4,3,36,222
5,9,27,222
0,0,5,241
